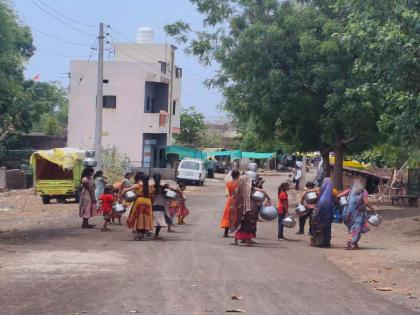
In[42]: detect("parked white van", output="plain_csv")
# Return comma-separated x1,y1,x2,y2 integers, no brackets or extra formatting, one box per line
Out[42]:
176,158,207,185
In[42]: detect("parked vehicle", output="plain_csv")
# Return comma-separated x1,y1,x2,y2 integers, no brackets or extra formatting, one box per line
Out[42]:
176,158,207,186
30,148,85,204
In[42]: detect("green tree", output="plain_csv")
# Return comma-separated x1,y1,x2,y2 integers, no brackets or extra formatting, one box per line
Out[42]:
0,1,35,143
174,106,206,147
31,81,68,136
166,0,418,189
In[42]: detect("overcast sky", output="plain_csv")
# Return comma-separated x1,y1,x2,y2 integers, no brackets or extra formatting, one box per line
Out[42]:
13,0,223,118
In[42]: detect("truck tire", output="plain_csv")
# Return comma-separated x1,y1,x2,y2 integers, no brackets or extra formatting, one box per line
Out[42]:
42,195,51,204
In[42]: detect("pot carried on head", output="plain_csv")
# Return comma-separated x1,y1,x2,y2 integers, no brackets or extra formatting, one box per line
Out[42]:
164,189,178,200
82,157,97,168
260,205,278,221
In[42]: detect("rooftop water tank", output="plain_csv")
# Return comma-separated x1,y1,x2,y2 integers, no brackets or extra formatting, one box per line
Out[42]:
136,27,154,44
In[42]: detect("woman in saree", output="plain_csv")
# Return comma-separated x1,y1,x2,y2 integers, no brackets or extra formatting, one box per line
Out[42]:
123,172,154,240
339,180,376,249
230,175,271,246
79,167,97,229
311,177,336,247
94,170,106,211
220,169,240,238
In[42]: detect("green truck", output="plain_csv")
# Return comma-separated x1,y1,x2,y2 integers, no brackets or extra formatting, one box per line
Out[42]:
31,148,85,204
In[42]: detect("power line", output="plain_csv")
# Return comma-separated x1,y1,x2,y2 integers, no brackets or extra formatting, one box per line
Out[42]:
109,26,210,82
70,39,99,98
31,25,93,47
35,0,97,28
29,0,96,37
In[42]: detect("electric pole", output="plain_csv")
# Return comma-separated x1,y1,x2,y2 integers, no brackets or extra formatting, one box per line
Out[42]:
94,22,104,169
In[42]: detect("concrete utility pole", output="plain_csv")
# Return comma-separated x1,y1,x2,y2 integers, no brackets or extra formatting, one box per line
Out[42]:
301,155,307,191
94,22,104,169
168,45,175,145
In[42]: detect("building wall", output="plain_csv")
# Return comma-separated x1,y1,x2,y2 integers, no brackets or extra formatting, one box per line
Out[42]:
67,56,181,162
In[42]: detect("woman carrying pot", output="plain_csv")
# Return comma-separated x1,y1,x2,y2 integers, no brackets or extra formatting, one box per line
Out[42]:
311,178,336,247
79,167,97,228
339,179,377,250
230,175,271,246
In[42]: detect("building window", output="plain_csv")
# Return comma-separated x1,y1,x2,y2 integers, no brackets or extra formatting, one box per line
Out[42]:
103,95,116,109
175,67,183,78
159,61,167,74
146,97,151,112
172,100,176,115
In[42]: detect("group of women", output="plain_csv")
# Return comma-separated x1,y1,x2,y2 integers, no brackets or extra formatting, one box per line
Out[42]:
78,168,189,239
220,168,377,249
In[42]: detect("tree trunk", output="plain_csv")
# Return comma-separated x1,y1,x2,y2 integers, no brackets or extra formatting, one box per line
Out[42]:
321,150,330,177
333,142,345,191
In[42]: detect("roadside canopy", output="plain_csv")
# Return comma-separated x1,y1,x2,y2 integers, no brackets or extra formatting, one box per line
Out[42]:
241,152,275,159
166,145,206,160
30,148,85,170
205,150,242,160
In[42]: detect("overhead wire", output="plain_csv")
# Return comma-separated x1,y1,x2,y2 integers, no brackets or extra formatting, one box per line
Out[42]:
108,25,211,82
35,0,97,28
29,0,96,37
30,25,93,47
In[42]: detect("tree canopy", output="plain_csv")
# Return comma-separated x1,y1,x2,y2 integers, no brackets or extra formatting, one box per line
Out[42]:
166,0,419,188
174,106,207,147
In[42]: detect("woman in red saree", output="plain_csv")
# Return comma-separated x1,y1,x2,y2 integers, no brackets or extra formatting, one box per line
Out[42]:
220,169,240,237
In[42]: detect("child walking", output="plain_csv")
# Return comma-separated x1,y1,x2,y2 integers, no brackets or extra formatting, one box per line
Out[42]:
100,185,115,232
177,183,190,225
277,182,289,240
297,181,316,235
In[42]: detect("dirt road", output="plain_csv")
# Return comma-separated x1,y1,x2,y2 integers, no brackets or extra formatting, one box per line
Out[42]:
0,175,417,314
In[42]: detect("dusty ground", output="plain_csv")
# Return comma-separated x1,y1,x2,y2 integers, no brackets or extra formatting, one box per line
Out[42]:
0,174,419,314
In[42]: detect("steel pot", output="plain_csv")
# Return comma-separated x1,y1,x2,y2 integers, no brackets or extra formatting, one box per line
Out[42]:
85,150,96,158
295,204,309,217
248,162,258,172
164,189,178,200
282,216,296,228
112,203,126,214
305,191,318,204
260,205,278,221
123,191,137,202
251,191,265,202
82,157,97,167
245,171,258,182
368,214,382,227
338,196,348,208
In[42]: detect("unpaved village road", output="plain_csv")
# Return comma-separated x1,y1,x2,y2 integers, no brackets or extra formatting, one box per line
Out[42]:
0,175,416,315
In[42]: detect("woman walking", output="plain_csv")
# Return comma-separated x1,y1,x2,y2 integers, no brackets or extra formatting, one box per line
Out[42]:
220,169,240,237
340,180,376,249
152,173,168,239
123,172,154,240
311,177,335,247
79,167,97,228
230,175,270,246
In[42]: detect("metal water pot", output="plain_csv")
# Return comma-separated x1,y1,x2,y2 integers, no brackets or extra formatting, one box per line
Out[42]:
82,157,97,168
251,191,265,202
305,191,318,204
295,204,309,217
260,205,278,221
123,191,137,202
245,171,258,182
112,203,126,214
164,189,178,200
368,214,382,227
282,216,296,228
248,162,258,172
338,196,348,208
85,150,96,158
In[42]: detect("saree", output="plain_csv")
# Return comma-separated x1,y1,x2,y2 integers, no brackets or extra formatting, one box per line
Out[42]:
311,178,335,247
127,184,153,231
343,180,370,246
220,180,239,229
79,177,97,219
